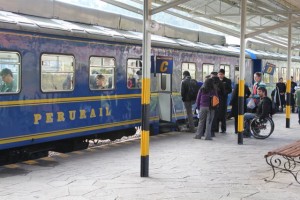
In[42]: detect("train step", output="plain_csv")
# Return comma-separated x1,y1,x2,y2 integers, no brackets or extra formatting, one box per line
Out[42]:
159,120,178,133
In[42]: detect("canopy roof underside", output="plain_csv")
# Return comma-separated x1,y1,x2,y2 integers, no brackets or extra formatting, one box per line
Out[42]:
103,0,300,50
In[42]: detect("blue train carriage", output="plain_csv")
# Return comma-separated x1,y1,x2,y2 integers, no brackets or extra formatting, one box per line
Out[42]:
246,48,300,97
0,29,167,164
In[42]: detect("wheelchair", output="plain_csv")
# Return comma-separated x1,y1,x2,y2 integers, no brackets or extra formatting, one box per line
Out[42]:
250,116,275,139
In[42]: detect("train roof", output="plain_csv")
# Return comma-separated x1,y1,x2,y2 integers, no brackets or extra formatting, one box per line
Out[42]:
0,9,300,61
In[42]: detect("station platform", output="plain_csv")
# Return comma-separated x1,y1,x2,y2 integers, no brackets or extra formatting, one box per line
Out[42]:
0,113,300,200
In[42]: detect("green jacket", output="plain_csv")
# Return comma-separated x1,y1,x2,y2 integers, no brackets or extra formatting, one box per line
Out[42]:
0,79,17,92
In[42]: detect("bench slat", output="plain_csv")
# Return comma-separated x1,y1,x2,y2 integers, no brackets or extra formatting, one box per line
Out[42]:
265,140,300,157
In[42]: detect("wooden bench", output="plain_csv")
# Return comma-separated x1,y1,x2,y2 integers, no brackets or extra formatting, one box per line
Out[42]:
265,140,300,183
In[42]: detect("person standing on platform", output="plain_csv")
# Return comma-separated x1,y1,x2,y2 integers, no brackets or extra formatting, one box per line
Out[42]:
181,71,196,133
250,72,265,112
210,71,225,136
291,76,297,113
230,82,251,134
194,78,217,140
217,69,232,133
276,77,286,112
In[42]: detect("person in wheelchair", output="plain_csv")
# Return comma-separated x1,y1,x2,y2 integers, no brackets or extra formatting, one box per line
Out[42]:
243,87,272,137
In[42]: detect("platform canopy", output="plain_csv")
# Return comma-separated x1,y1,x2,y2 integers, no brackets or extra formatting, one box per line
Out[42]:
100,0,300,50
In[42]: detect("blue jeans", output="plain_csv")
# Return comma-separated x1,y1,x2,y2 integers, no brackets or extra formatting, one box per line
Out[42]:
244,113,256,133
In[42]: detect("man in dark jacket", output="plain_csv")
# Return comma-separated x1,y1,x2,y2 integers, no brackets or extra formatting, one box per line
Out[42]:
217,69,232,133
210,71,225,136
230,82,251,133
276,77,286,112
244,87,272,137
181,71,195,132
291,76,297,113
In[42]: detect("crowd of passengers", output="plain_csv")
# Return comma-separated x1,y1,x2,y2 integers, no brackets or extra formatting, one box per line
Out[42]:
181,70,300,140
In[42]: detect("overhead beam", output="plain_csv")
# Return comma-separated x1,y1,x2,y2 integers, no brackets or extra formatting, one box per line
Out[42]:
292,44,300,49
100,0,143,15
196,11,300,17
150,0,192,15
246,16,300,38
103,0,291,49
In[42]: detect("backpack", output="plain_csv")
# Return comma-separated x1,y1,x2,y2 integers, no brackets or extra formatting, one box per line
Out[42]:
188,79,200,101
266,96,276,116
270,100,277,116
209,95,219,109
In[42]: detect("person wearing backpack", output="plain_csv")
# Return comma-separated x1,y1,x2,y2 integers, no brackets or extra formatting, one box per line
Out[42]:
181,71,197,133
243,87,272,137
194,78,217,140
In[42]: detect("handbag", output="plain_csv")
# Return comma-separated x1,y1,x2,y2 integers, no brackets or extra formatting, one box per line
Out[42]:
247,98,256,109
209,95,219,110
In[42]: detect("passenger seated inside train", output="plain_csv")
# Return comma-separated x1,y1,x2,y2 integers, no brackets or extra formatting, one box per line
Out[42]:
62,74,73,90
95,74,107,89
0,68,17,93
89,70,99,89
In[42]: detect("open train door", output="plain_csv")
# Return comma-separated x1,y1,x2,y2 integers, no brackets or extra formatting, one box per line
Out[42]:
156,56,173,123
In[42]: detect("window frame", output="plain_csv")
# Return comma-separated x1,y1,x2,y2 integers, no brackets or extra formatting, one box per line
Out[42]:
89,56,116,91
219,64,230,79
126,58,142,89
181,62,197,79
296,68,300,82
281,67,287,82
0,51,21,94
273,67,279,83
202,63,214,80
40,53,75,93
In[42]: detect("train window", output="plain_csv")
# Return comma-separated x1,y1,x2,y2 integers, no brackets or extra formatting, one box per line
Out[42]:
234,66,239,83
182,62,196,79
296,68,300,82
219,65,230,78
0,51,21,94
202,64,214,80
41,54,74,92
281,67,286,82
127,59,142,89
273,67,279,83
263,73,270,83
89,57,115,90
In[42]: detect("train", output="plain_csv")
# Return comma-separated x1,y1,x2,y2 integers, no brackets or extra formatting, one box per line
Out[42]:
1,1,300,165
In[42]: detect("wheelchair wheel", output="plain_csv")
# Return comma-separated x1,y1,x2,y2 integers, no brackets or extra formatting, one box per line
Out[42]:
250,117,274,139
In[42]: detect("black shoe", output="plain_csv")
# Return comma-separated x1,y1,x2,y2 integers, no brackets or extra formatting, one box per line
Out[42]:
220,131,226,133
194,135,201,139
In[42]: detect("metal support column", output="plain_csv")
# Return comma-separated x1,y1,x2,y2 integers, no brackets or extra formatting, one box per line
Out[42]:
286,14,292,128
237,0,247,145
141,0,152,177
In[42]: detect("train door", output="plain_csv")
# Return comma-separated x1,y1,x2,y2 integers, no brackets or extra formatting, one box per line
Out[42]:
157,73,172,121
156,56,173,122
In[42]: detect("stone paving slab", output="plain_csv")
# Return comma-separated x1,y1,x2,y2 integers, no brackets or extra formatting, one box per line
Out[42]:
0,113,300,200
